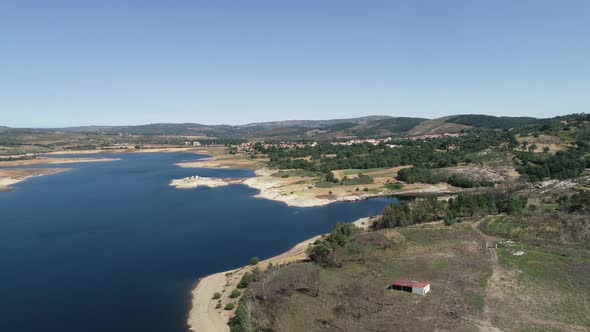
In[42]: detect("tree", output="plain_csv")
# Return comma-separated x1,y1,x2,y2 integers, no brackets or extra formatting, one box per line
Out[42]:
543,146,550,153
237,272,254,289
325,171,338,183
444,215,456,226
309,242,331,265
528,144,537,152
250,257,259,265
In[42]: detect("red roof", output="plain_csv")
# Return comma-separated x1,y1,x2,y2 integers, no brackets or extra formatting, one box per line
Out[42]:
412,282,430,288
391,279,430,288
391,279,413,287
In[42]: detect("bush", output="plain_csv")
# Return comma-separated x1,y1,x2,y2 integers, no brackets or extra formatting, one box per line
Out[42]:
500,195,528,214
448,175,494,188
444,216,456,226
229,289,241,298
228,297,256,332
212,292,221,300
397,166,445,184
237,272,253,289
224,303,235,310
386,182,404,190
309,223,358,266
250,257,259,265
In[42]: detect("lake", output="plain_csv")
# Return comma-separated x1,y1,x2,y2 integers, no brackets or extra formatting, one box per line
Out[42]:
0,152,399,332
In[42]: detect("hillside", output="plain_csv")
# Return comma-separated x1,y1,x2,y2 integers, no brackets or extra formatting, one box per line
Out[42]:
405,116,472,136
49,114,548,139
446,114,538,129
1,114,580,146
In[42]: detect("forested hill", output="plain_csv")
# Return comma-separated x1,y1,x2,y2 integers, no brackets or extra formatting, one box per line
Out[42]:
445,115,538,129
3,114,581,140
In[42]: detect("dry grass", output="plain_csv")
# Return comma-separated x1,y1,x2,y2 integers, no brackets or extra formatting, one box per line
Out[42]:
248,223,493,331
517,134,570,154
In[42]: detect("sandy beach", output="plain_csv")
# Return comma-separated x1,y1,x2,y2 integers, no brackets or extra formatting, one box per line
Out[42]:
0,168,69,192
0,156,120,192
170,176,243,189
0,157,119,167
45,147,202,155
176,155,458,207
187,234,323,332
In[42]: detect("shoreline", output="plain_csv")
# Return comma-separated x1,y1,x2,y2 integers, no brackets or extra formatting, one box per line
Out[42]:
0,156,119,192
0,157,119,167
174,146,461,208
0,168,70,192
187,234,323,332
171,168,459,208
44,146,204,155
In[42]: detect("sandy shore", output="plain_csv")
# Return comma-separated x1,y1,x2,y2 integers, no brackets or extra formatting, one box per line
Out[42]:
173,167,392,208
0,168,69,192
0,157,119,167
0,156,119,192
187,234,323,332
175,148,459,208
170,176,243,189
45,147,202,155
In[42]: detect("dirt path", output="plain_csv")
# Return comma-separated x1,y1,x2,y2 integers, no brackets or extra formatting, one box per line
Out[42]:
471,220,503,332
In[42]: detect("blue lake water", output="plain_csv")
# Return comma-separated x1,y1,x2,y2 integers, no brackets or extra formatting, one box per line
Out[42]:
0,152,398,332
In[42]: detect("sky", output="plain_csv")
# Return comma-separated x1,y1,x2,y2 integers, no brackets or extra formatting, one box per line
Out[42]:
1,0,589,127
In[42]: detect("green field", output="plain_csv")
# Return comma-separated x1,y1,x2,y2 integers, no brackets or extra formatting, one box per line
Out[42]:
342,167,387,175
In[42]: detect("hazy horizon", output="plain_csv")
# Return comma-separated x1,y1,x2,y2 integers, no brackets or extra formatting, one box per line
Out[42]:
2,0,589,127
4,112,574,129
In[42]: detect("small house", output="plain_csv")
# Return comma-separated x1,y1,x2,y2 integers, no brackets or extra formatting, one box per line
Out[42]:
388,279,430,296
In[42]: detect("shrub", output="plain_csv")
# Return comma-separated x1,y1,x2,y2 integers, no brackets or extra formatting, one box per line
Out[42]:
250,257,259,265
224,303,235,310
397,166,445,184
363,187,369,192
386,182,404,190
444,215,456,226
215,302,222,309
212,292,221,300
448,175,495,188
237,272,253,289
229,289,241,298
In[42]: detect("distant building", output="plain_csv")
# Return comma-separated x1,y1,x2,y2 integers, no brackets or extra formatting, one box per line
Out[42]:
388,279,431,296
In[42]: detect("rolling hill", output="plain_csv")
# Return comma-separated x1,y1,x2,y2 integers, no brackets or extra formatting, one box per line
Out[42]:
2,114,552,140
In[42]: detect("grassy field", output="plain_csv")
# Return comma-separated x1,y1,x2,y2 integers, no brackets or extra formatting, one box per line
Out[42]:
342,167,387,175
247,222,493,331
494,242,590,331
238,215,590,331
481,213,590,331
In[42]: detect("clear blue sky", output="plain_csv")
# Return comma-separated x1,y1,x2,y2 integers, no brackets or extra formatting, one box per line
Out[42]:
1,0,589,127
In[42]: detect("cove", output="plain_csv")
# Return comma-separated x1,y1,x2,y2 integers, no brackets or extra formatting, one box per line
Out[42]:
0,152,399,332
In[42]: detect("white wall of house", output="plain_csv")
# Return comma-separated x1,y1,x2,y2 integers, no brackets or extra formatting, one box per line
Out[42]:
412,284,430,296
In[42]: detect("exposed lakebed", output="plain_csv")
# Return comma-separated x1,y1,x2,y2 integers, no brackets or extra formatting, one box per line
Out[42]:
0,152,399,332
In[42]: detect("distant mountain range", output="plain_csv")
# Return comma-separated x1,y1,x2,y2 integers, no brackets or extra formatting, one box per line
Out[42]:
0,114,546,140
